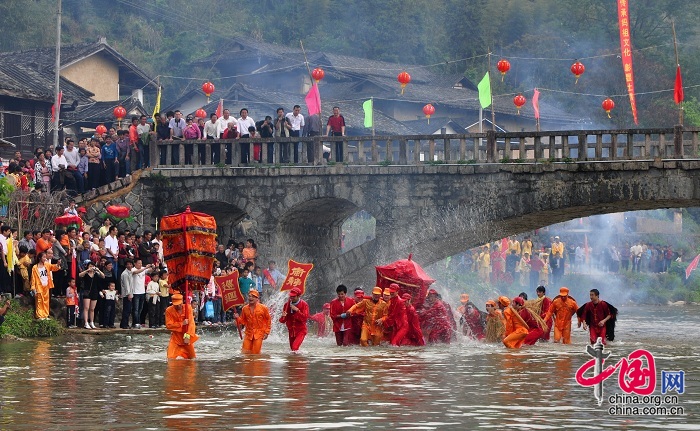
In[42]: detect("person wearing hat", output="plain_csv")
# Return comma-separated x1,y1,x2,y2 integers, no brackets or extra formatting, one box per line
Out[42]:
400,293,425,346
164,293,199,359
349,288,366,345
418,289,452,344
459,295,486,340
329,284,356,346
234,289,271,354
308,303,332,338
544,287,579,344
551,236,565,258
377,283,408,346
279,287,310,351
484,299,505,343
348,286,388,346
502,297,529,349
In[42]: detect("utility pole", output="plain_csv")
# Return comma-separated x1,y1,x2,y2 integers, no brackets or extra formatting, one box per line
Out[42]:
53,0,62,148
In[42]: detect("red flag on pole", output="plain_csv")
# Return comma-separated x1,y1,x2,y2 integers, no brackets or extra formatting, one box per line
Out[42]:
216,269,245,310
685,254,700,279
674,65,684,104
51,91,63,123
304,83,321,116
215,98,223,118
280,259,314,295
532,88,540,119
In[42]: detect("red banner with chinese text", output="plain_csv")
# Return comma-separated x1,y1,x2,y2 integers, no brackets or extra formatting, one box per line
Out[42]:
216,270,245,311
618,0,638,125
279,259,314,295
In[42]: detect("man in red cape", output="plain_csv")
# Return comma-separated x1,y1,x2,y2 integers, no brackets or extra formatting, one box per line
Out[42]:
577,288,615,345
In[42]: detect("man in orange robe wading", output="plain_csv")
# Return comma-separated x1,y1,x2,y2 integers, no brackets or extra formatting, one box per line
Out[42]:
235,289,271,354
348,286,387,346
165,293,199,359
400,293,425,346
279,287,309,351
349,288,366,345
544,286,579,344
378,283,408,346
502,296,529,349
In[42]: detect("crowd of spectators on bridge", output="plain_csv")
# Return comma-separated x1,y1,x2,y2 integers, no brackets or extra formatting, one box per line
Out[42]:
457,235,681,290
0,104,348,197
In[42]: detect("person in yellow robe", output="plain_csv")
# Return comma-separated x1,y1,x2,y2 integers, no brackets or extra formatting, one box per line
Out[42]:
348,286,388,346
544,287,579,344
502,296,529,349
235,289,271,354
165,293,199,359
30,251,60,319
484,299,505,343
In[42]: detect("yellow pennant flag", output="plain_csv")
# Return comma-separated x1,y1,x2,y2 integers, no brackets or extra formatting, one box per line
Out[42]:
152,86,162,124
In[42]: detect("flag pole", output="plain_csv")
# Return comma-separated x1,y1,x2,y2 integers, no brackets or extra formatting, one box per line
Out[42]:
53,0,62,149
488,51,495,131
371,97,375,137
672,20,683,126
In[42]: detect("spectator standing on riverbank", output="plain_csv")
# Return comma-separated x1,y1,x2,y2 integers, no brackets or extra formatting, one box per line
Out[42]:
65,278,78,328
31,251,61,320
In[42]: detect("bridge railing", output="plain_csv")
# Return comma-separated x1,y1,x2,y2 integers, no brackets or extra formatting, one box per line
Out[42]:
149,126,700,168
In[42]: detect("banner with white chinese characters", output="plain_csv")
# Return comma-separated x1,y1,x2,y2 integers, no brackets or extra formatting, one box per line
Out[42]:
216,269,245,311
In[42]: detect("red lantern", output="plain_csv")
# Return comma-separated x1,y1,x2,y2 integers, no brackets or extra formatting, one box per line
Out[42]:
571,61,585,84
113,106,127,121
195,108,207,119
202,81,215,102
422,103,435,124
106,205,131,220
311,67,325,83
397,71,411,94
497,59,511,82
95,124,107,135
602,98,615,118
513,94,526,114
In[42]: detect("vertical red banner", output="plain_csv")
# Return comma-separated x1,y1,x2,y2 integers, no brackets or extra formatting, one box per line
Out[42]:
618,0,638,125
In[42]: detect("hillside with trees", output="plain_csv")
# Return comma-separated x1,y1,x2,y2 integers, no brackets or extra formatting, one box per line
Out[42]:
3,0,700,127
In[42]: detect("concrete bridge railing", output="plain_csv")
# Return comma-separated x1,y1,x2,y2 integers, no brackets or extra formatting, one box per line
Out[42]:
148,126,700,168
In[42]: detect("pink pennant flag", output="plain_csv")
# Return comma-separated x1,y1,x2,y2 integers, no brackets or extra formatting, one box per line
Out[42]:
305,83,321,116
51,91,63,123
532,88,540,120
215,98,223,118
686,254,700,279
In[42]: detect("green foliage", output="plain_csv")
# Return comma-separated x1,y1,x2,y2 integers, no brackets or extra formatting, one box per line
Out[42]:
214,162,226,168
0,177,15,207
378,160,392,166
0,300,63,338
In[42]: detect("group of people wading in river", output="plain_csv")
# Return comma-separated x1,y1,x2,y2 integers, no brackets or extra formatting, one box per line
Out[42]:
166,281,618,358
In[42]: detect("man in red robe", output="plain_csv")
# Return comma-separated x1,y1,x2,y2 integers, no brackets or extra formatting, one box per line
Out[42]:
536,285,553,341
308,303,331,337
419,289,452,344
400,293,425,346
329,284,355,346
279,287,309,351
577,288,614,344
378,283,408,346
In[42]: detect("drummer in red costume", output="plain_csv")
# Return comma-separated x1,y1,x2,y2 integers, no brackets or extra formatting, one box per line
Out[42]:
400,293,425,346
329,284,355,346
378,283,408,346
280,287,309,351
577,288,613,344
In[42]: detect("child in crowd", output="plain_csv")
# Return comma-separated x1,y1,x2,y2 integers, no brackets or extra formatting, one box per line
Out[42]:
101,281,118,328
146,271,161,328
65,278,78,328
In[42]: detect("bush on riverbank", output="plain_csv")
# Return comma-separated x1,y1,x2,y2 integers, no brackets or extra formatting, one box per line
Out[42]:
0,300,63,338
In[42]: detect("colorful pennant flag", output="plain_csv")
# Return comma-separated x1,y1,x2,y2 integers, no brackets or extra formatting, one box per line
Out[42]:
216,269,245,310
305,83,321,116
280,259,314,295
215,98,223,118
152,86,161,124
686,254,700,279
478,72,491,109
674,65,684,104
532,88,541,119
51,91,63,123
363,99,373,128
617,0,638,124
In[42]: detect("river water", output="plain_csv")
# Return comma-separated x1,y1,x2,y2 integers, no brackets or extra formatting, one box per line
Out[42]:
0,305,697,430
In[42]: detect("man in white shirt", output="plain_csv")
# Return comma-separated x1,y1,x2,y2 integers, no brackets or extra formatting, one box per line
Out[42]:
50,146,76,193
130,258,154,329
136,115,153,168
285,105,305,163
216,109,235,165
120,260,135,328
63,139,84,193
237,108,256,164
104,225,120,277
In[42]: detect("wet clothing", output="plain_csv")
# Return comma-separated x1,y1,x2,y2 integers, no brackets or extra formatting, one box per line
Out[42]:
165,304,198,359
521,308,545,345
418,300,452,344
460,305,485,340
545,296,579,344
485,309,505,343
578,300,615,344
502,306,528,349
237,302,271,354
401,304,425,346
381,296,408,346
349,298,388,346
308,312,332,338
539,296,553,341
280,299,309,351
329,296,355,346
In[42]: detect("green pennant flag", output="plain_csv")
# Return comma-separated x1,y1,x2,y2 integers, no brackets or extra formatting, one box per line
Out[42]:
478,72,491,109
363,99,373,128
